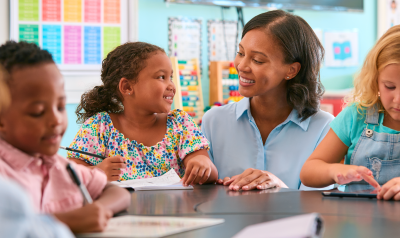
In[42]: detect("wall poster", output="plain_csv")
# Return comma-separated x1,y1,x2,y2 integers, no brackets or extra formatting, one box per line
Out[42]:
10,0,128,73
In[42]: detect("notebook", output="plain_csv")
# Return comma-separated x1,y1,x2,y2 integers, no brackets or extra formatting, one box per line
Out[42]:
77,215,225,237
233,213,323,238
111,169,193,190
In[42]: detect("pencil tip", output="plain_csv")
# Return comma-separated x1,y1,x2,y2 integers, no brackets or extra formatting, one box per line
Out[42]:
60,146,66,149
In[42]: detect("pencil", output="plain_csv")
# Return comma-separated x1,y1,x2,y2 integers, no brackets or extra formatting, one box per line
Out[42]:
60,146,106,159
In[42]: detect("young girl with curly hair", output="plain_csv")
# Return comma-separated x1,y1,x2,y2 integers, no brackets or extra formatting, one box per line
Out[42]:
68,42,218,185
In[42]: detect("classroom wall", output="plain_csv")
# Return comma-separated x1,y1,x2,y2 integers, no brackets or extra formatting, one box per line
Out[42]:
0,0,377,157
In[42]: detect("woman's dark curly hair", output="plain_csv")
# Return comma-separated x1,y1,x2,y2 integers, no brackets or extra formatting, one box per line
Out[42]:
242,10,325,121
76,42,165,123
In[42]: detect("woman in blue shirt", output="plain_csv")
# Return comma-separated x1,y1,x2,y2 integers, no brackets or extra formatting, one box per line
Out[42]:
202,10,333,190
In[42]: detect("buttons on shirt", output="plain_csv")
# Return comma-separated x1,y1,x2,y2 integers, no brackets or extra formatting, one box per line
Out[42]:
35,159,43,166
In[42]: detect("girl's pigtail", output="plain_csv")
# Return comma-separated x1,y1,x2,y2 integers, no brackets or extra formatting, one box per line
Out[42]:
76,84,123,123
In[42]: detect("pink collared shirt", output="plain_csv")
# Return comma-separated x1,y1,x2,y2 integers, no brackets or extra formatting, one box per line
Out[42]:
0,139,107,214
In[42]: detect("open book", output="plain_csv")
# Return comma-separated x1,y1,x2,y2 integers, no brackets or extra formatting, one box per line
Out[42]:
111,169,193,190
77,215,224,237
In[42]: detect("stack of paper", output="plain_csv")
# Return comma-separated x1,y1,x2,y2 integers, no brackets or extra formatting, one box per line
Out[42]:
111,169,193,191
77,216,225,237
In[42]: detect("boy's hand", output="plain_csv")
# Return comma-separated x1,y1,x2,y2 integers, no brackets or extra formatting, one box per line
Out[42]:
330,165,380,188
221,168,288,191
96,155,127,181
377,178,400,200
54,202,113,233
182,155,214,186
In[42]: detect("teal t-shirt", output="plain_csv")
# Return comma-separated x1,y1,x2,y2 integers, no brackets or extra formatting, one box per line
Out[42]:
330,103,400,164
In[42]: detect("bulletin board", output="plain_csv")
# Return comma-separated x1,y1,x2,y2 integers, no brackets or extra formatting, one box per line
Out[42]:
207,20,237,62
168,18,202,62
9,0,128,73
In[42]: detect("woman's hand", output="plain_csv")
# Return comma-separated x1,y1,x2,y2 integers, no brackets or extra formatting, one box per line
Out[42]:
377,178,400,200
54,202,113,233
217,168,288,191
96,155,127,181
182,150,218,186
330,164,380,188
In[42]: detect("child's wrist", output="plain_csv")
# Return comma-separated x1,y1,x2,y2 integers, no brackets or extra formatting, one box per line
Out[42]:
328,163,342,182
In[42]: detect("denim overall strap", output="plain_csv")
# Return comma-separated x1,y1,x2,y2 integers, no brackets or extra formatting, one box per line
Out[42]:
365,105,379,125
349,105,400,185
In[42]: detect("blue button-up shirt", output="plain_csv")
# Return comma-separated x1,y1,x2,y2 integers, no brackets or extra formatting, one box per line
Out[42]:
0,176,74,238
201,98,334,189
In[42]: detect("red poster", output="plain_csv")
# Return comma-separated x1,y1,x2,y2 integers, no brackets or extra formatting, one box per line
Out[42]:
42,0,61,22
84,0,101,23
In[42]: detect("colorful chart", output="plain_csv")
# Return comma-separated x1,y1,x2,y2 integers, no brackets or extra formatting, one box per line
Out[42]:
19,0,39,21
84,26,101,64
19,24,39,45
42,25,62,63
64,0,82,22
42,0,61,22
64,26,82,64
11,0,127,71
85,0,101,23
168,18,202,63
104,27,121,57
207,20,237,61
104,0,121,24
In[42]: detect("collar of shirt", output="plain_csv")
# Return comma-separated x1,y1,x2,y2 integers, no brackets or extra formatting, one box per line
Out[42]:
0,139,55,171
235,97,311,131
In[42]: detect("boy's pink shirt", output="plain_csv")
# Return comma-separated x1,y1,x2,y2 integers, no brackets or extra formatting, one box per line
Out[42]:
0,138,107,214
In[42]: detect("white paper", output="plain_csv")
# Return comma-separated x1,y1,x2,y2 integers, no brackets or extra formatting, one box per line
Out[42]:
324,31,359,67
77,215,225,237
232,213,323,238
111,169,193,190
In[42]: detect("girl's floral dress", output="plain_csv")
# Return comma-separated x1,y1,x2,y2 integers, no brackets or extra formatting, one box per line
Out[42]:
67,109,209,181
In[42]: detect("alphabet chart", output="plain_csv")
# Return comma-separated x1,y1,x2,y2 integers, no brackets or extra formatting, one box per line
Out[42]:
168,18,202,62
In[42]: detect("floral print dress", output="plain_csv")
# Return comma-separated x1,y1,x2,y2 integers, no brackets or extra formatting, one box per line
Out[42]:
67,109,209,181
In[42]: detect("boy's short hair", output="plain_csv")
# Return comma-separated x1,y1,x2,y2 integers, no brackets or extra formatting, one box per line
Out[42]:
0,41,54,74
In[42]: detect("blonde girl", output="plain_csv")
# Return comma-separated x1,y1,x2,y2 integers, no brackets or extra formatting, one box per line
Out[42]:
301,25,400,200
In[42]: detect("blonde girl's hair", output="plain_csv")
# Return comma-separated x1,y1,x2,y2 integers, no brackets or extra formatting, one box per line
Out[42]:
0,66,10,112
346,25,400,114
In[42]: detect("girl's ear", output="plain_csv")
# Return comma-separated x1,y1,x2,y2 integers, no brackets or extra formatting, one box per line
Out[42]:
119,78,134,96
285,62,301,80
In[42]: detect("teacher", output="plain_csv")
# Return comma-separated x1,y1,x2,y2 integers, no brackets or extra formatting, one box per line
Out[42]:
201,10,333,190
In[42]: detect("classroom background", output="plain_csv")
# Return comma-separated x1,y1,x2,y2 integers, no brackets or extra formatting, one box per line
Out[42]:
0,0,389,157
